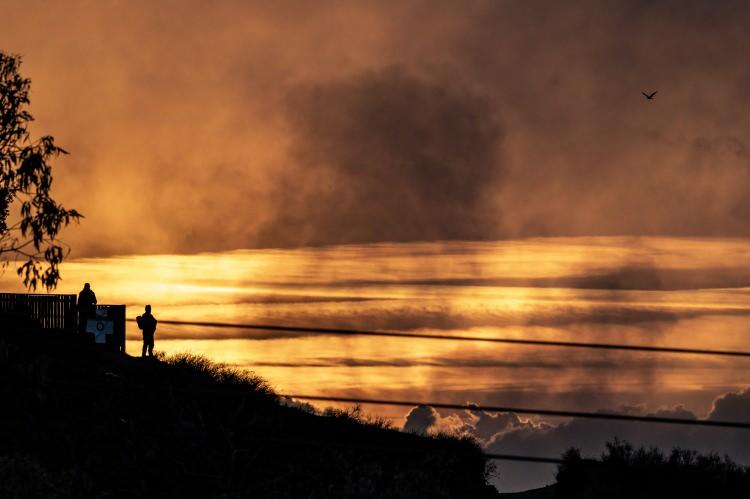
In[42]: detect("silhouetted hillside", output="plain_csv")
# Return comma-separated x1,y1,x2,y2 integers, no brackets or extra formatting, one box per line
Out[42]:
0,325,498,498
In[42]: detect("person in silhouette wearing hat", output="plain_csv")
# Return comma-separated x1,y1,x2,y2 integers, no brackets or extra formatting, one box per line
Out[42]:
136,304,158,357
77,283,97,333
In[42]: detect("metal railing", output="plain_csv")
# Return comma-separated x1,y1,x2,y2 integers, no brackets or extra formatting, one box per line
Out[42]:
0,293,77,330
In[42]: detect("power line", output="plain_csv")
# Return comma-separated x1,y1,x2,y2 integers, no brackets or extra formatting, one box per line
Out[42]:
282,394,750,429
128,318,750,359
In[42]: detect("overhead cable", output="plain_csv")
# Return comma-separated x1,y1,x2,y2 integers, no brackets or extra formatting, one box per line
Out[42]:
128,318,750,359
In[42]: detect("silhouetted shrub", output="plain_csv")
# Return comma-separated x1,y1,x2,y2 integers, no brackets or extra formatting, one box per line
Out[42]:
164,352,273,395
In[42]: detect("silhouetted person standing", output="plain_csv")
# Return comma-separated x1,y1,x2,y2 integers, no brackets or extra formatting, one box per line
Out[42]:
77,283,97,333
136,305,157,357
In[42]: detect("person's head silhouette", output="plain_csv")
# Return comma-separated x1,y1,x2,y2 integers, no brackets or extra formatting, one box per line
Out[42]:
145,304,151,313
83,283,90,290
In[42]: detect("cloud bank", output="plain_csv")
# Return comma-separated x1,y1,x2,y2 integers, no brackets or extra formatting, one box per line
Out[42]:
403,387,750,492
255,67,503,246
2,1,750,255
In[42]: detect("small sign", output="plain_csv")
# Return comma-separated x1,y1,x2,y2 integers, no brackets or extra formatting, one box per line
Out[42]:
86,319,114,344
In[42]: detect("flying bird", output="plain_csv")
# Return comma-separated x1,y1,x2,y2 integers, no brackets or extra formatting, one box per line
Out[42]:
642,91,658,100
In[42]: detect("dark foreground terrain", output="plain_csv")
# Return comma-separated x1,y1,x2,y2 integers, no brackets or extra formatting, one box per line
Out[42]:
0,326,497,498
553,443,750,499
4,324,749,499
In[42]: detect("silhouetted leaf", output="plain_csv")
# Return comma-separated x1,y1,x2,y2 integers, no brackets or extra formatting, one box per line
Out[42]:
0,51,81,289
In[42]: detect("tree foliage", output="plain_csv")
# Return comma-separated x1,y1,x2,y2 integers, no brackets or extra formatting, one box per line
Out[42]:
556,439,750,498
0,52,81,290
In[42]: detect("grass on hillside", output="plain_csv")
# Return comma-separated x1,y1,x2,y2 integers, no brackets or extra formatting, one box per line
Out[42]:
0,325,498,498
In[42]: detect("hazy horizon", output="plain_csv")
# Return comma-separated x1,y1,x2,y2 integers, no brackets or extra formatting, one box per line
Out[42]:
3,235,750,491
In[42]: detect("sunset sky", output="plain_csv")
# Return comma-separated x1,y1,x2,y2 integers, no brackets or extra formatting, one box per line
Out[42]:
3,1,750,493
2,0,750,256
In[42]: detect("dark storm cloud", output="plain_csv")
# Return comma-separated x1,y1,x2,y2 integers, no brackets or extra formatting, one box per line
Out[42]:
4,0,750,254
249,355,713,370
407,386,750,492
255,66,503,247
266,265,750,291
181,294,380,306
403,405,437,434
709,388,750,420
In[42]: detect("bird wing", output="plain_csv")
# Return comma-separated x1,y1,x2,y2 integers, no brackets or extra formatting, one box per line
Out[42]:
649,91,658,98
642,92,649,98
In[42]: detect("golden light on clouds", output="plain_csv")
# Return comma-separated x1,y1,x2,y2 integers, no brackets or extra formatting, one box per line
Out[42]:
1,237,748,412
2,2,750,257
4,3,750,492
